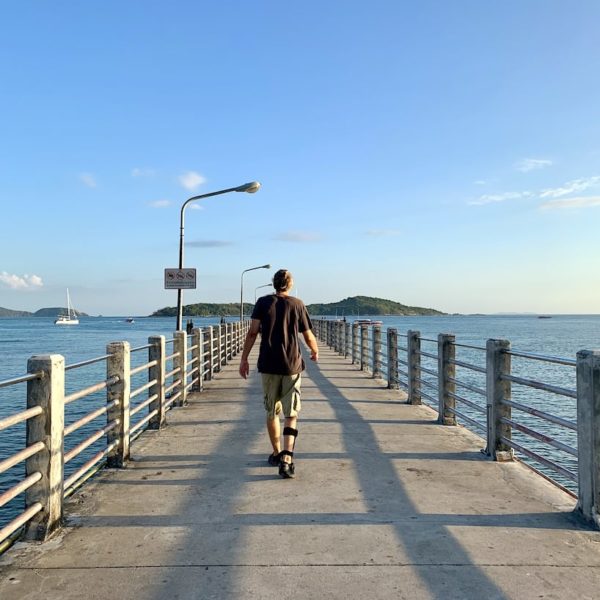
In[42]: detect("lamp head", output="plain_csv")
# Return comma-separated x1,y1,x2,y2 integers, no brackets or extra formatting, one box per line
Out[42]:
262,264,271,269
236,181,261,193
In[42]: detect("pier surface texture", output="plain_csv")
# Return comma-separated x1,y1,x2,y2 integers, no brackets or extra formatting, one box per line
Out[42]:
2,343,600,600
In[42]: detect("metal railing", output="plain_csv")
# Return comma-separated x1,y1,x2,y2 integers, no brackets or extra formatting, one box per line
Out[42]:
0,321,249,550
313,318,600,526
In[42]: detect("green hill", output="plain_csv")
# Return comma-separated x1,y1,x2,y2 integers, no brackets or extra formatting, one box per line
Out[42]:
0,307,89,317
150,296,444,318
0,307,32,317
306,296,444,316
150,303,253,317
33,307,89,317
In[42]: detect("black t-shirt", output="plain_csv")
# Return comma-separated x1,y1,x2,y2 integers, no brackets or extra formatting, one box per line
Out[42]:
251,294,313,375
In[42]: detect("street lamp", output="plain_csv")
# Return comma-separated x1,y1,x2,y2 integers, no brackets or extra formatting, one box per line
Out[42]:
176,181,261,331
255,283,272,302
240,264,271,321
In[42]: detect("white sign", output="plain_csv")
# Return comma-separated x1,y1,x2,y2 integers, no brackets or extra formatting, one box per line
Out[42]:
164,268,197,289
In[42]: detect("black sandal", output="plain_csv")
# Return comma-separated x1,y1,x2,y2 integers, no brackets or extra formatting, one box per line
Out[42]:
268,451,281,466
278,450,295,479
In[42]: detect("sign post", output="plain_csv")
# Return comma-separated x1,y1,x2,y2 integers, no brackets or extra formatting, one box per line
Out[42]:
164,268,197,290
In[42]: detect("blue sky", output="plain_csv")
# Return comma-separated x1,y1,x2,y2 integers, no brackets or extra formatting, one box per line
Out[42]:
1,1,599,315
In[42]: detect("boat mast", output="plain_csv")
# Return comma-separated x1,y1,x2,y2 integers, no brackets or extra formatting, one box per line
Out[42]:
66,288,72,319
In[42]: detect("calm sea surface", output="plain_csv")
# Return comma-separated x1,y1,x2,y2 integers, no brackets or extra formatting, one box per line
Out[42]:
2,314,600,528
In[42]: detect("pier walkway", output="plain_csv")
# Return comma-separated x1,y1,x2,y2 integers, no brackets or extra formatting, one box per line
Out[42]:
2,342,600,599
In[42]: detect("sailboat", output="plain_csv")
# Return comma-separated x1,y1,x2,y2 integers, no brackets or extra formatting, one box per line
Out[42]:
54,288,79,325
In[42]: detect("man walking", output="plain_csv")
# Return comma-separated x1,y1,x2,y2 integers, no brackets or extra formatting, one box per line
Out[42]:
239,269,319,479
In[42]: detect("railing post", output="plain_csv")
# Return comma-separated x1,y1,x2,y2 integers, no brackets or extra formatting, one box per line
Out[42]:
174,331,187,406
372,324,382,379
206,326,214,380
191,327,202,391
214,325,222,372
360,324,369,372
221,323,226,363
486,338,513,460
352,322,359,364
106,341,130,468
232,322,239,355
407,330,421,405
148,335,166,429
438,334,456,425
221,324,228,365
575,349,600,527
227,322,233,360
333,321,339,353
387,328,399,390
224,324,228,360
344,322,351,359
25,354,65,540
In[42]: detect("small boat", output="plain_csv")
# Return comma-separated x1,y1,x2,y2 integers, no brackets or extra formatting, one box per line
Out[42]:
537,315,552,319
126,317,135,323
55,289,79,325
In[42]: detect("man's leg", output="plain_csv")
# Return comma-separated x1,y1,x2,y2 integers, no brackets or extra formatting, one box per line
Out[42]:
281,416,297,464
262,374,283,464
266,415,281,455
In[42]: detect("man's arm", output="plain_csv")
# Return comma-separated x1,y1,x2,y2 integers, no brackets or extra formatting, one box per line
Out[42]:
302,329,319,362
239,319,261,379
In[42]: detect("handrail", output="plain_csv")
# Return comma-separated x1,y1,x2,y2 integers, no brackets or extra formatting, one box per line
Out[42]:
0,406,43,432
65,355,111,371
312,319,584,498
0,323,244,547
64,376,119,405
504,349,576,367
0,371,44,388
501,373,577,399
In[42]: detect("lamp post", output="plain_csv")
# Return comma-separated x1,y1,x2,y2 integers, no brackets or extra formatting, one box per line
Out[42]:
240,264,271,321
175,181,260,331
255,283,272,302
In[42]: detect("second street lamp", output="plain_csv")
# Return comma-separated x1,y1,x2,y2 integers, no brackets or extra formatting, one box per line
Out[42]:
240,264,271,321
255,283,272,302
175,181,260,331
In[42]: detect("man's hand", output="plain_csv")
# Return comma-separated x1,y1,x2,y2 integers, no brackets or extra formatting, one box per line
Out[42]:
310,350,318,362
239,358,250,379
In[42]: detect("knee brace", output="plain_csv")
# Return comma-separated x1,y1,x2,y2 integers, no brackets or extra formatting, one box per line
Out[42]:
283,427,298,452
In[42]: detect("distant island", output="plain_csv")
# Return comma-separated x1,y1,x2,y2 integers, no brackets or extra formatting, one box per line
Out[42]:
149,296,445,318
0,307,90,318
305,296,445,316
150,303,254,317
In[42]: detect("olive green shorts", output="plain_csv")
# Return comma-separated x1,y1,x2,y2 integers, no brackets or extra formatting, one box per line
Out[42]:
261,373,302,419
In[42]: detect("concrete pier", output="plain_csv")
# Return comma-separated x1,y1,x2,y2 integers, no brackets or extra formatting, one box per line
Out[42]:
2,343,600,599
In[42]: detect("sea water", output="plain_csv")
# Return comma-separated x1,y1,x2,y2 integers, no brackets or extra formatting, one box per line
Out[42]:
1,314,600,529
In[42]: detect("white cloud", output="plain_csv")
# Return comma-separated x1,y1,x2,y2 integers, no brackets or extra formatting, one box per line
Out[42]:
539,176,600,199
470,175,600,207
79,173,97,188
469,191,533,206
515,158,553,172
473,180,487,185
178,171,206,191
540,195,600,210
0,272,44,290
149,199,171,208
365,228,402,237
131,167,156,177
189,203,204,210
274,231,323,242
